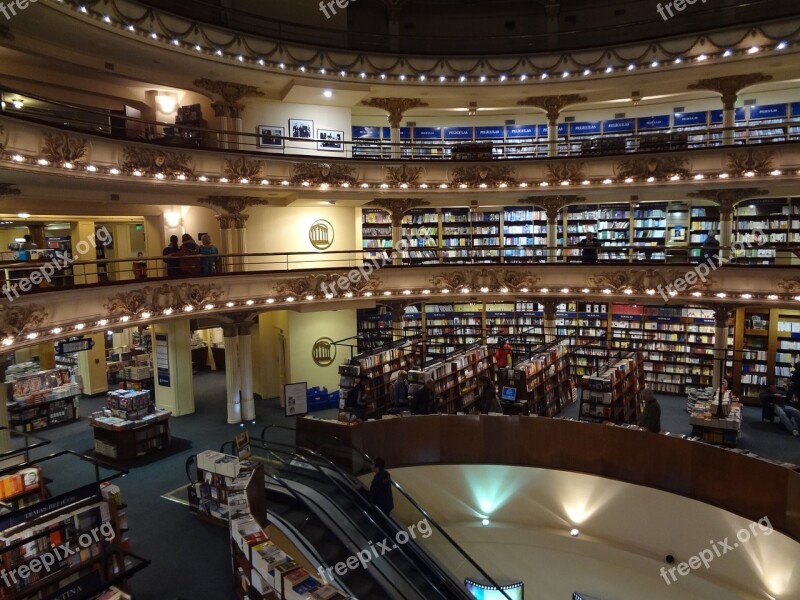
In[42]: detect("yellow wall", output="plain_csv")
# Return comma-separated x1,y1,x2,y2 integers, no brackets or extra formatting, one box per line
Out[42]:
254,311,290,400
287,309,356,392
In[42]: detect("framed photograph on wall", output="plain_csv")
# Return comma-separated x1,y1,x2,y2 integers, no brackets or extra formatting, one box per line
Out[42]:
257,125,284,148
318,129,344,151
288,119,314,139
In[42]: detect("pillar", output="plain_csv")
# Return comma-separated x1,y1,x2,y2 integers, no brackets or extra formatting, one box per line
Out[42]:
718,204,734,263
230,117,243,150
37,342,55,370
390,127,401,160
543,301,558,344
144,215,165,278
517,95,588,158
77,332,107,395
546,206,559,263
712,308,730,390
152,319,195,416
239,323,255,421
220,220,235,273
70,221,99,285
359,98,429,160
365,199,431,266
214,114,230,149
223,324,241,424
27,223,46,249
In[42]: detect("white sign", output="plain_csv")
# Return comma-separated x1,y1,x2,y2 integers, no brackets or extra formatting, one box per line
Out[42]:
284,382,308,417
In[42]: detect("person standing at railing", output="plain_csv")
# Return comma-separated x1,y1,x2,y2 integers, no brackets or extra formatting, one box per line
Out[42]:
133,252,147,279
578,231,602,264
162,235,181,276
179,233,201,275
199,234,220,274
700,231,721,264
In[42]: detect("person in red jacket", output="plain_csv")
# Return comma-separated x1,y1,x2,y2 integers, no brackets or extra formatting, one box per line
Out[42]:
494,337,512,368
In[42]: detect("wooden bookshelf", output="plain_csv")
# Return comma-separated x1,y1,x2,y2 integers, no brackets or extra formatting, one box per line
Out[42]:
361,208,392,261
498,341,574,416
579,351,644,424
408,345,493,414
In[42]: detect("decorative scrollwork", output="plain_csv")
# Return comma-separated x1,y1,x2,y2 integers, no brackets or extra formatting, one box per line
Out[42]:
589,269,714,294
193,79,265,118
41,133,88,165
223,157,264,180
726,149,776,176
430,269,540,292
104,283,224,318
121,147,193,177
0,304,48,341
545,161,586,184
273,273,382,297
291,163,356,186
385,165,424,186
615,156,690,180
449,165,516,187
777,278,800,294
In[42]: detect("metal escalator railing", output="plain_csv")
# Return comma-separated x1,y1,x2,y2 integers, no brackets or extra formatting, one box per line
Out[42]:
260,427,514,600
250,440,464,600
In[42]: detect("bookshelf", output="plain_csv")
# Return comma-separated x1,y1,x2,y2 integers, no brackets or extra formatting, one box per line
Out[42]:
424,303,483,357
498,341,574,416
775,309,800,391
565,204,631,262
633,202,667,260
471,209,502,263
90,389,171,461
441,207,471,263
356,308,393,352
690,205,720,261
6,368,81,433
0,466,44,516
190,450,252,526
401,208,439,265
733,198,800,265
739,308,770,402
361,208,392,261
408,345,493,414
579,351,644,424
573,302,609,377
502,206,547,263
485,302,516,344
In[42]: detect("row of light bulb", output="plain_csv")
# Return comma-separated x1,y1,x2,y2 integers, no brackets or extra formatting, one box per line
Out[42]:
66,1,793,84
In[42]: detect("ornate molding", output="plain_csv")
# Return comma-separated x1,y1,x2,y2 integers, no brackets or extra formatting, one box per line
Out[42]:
360,98,429,128
615,156,690,180
366,198,430,227
104,284,224,318
273,273,382,297
290,163,356,186
518,95,588,122
687,73,773,109
193,79,265,118
449,165,516,187
223,157,264,180
41,133,88,165
430,269,541,292
726,149,776,176
524,195,584,220
198,196,269,229
0,184,20,197
0,304,48,340
777,279,800,294
121,147,193,177
545,161,586,185
590,269,714,294
384,165,424,186
687,188,768,216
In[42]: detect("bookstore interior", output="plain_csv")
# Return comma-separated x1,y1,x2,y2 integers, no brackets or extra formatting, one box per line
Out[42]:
2,0,800,598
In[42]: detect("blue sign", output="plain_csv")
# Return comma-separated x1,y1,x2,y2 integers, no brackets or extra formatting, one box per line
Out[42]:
476,126,504,139
637,115,671,131
792,102,800,117
443,127,474,140
382,127,411,139
413,127,441,140
541,124,568,136
674,111,708,127
750,103,787,120
570,121,602,136
710,108,746,124
538,124,549,137
352,126,381,139
603,118,635,133
506,125,538,138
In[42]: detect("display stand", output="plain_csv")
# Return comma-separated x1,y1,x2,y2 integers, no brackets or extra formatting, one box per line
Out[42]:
6,367,81,432
90,389,171,460
689,389,742,446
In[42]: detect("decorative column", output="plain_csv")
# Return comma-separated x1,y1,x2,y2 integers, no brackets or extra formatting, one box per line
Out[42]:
543,300,558,344
712,307,731,390
360,98,429,159
239,322,256,422
518,95,588,156
688,188,767,263
199,196,269,272
27,223,46,249
688,73,772,146
533,195,582,262
381,300,407,341
193,79,265,150
152,319,196,416
366,198,431,265
222,323,242,424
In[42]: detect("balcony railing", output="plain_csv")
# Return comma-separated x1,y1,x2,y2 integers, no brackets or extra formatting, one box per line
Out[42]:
3,86,800,162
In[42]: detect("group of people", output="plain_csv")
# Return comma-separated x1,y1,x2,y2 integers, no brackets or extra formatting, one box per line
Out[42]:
576,230,723,264
162,233,220,276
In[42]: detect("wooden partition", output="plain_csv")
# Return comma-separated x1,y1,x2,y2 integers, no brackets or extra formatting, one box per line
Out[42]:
297,415,800,541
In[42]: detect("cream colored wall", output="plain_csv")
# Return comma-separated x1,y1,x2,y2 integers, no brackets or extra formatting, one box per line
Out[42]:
160,205,221,248
254,311,290,400
0,227,30,250
287,309,356,392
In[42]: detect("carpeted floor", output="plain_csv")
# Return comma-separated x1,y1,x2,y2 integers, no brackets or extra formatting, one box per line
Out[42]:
23,372,800,600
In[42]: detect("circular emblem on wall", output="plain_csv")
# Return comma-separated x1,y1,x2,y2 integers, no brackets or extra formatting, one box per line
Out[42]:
309,219,334,250
312,337,336,367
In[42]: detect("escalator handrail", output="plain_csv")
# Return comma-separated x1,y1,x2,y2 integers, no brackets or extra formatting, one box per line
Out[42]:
251,440,450,597
261,424,513,600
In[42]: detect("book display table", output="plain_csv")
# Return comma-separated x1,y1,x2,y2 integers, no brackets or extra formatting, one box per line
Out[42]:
91,391,172,460
689,391,742,447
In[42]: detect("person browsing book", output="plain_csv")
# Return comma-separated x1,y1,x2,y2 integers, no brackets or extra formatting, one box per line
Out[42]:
477,375,502,414
494,337,512,369
637,388,661,433
347,376,369,421
392,370,409,410
411,379,436,415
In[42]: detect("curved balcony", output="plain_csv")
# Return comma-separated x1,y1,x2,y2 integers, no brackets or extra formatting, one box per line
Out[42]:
1,247,799,355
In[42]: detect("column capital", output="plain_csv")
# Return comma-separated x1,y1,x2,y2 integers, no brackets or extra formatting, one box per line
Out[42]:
687,188,768,218
360,97,429,128
518,94,588,123
193,79,265,118
687,73,773,110
524,195,583,221
714,308,732,327
199,196,268,229
366,198,430,227
542,300,559,319
238,322,257,336
221,323,240,338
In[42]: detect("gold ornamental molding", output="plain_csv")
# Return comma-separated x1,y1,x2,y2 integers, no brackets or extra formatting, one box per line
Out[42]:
615,156,690,180
385,165,424,186
430,268,541,292
198,196,269,229
545,161,586,185
360,98,429,128
726,149,777,176
41,132,88,165
777,279,800,294
193,79,265,118
0,184,20,197
523,195,584,220
518,95,588,122
291,163,356,186
366,198,430,227
449,165,516,187
104,283,225,318
121,147,193,177
687,188,769,216
0,304,48,341
273,273,382,297
223,157,264,180
589,269,715,294
687,73,773,109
